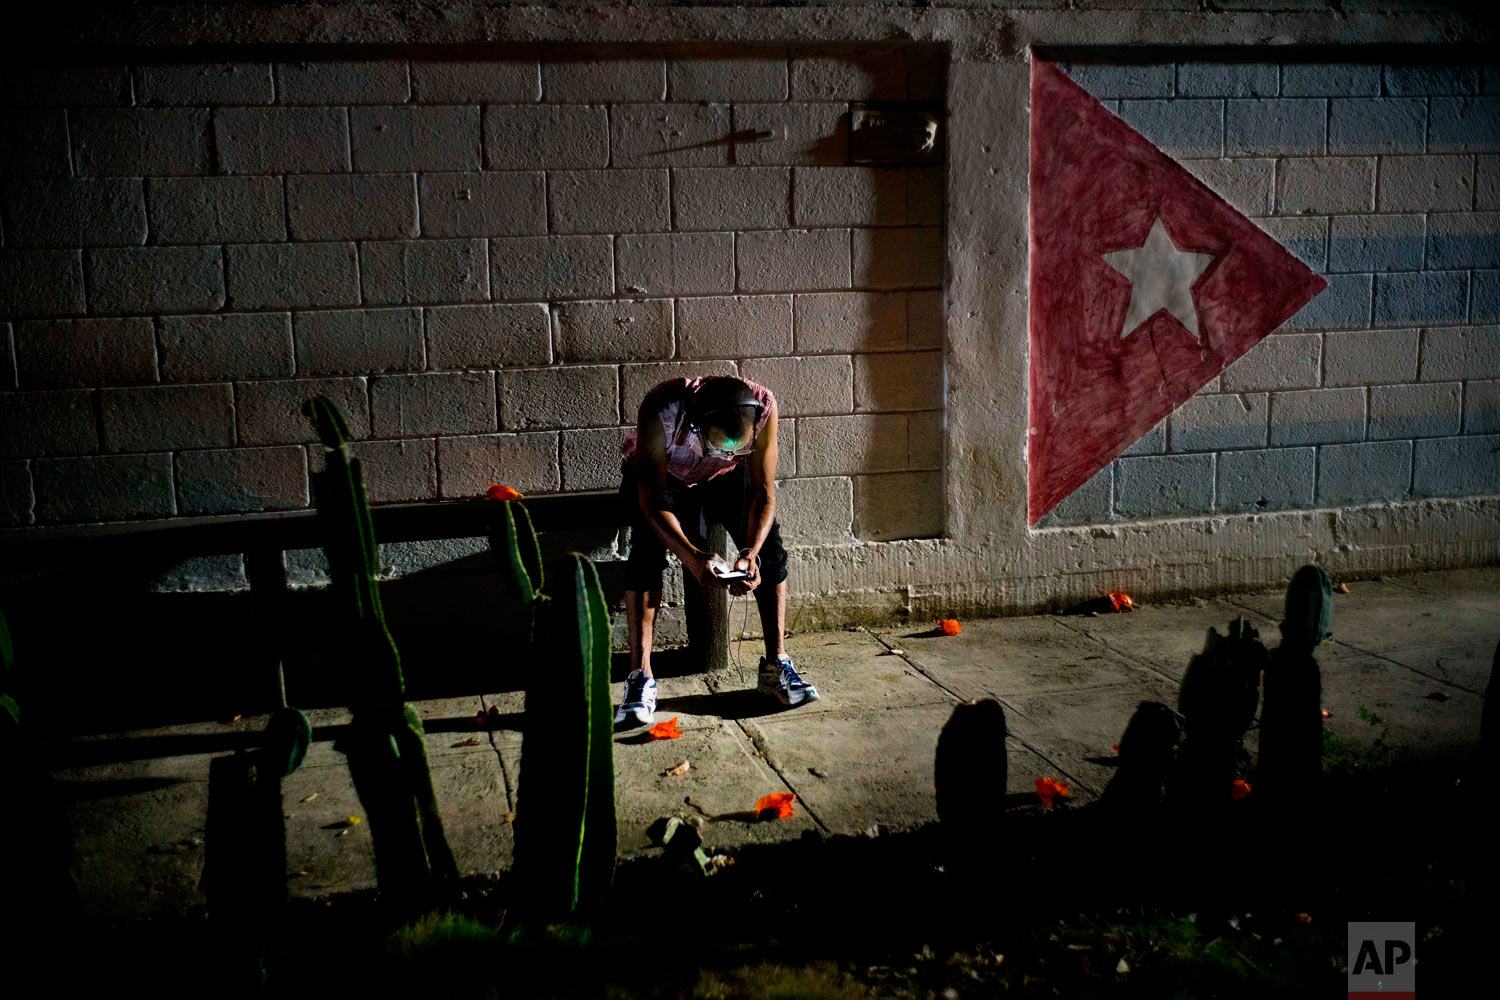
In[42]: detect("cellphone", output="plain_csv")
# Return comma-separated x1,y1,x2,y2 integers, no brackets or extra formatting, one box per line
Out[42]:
710,564,750,581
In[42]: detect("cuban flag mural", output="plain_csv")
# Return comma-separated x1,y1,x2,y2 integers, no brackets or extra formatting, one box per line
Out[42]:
1027,59,1328,524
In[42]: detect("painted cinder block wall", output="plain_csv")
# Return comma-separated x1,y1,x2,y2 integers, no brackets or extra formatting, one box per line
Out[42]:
1,3,1497,631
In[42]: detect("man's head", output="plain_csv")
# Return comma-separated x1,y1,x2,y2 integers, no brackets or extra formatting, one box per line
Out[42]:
688,377,762,458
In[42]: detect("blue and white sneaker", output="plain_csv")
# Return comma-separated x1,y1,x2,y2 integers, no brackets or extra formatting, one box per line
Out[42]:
757,654,820,707
615,668,657,727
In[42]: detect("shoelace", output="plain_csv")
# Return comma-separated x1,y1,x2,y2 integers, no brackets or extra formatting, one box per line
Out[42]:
778,660,809,689
624,673,650,704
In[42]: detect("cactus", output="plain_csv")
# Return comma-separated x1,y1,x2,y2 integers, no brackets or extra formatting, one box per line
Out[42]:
1172,619,1266,810
1099,700,1180,811
934,698,1008,869
490,498,545,605
1257,565,1330,806
511,552,618,917
303,395,458,910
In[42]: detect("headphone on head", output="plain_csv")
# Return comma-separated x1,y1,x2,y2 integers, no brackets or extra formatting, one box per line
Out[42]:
685,378,765,444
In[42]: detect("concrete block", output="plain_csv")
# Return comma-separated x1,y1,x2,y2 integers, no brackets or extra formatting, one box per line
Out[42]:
672,167,791,231
620,360,738,421
669,57,787,101
1275,157,1375,215
350,105,482,172
1118,99,1223,159
794,166,906,226
34,453,175,522
101,384,235,452
361,239,489,305
553,298,673,363
616,232,733,296
610,103,730,167
1225,98,1326,156
1478,155,1500,211
0,250,86,317
419,171,545,238
490,235,612,301
1373,271,1468,327
907,290,943,350
274,60,409,104
791,53,905,101
483,105,608,169
1426,212,1500,270
737,229,850,292
159,313,293,383
774,475,853,542
224,242,359,310
1178,62,1278,98
1475,271,1500,323
0,110,71,177
1114,453,1215,518
549,169,669,234
370,371,496,437
1327,98,1425,155
1384,64,1480,96
1376,155,1475,212
1369,382,1462,439
14,317,156,388
1168,392,1269,451
797,413,907,476
1328,214,1425,272
0,389,97,458
854,470,941,540
853,350,941,412
287,174,418,241
1280,62,1381,98
743,355,854,417
560,426,632,491
410,59,540,103
1412,434,1500,497
425,303,550,370
135,62,273,105
676,294,791,359
851,228,942,289
0,460,31,527
1059,62,1174,99
86,246,224,315
294,307,423,375
71,108,211,176
176,445,308,515
1283,272,1371,330
146,176,285,244
1253,216,1327,272
1269,386,1366,445
236,376,370,445
1122,419,1166,456
214,107,350,174
778,417,797,476
313,438,436,504
1220,333,1321,392
1035,463,1111,528
1323,328,1420,386
795,291,906,354
2,178,145,248
1182,158,1273,216
1215,446,1316,513
0,64,131,106
437,431,559,497
731,103,849,166
500,365,618,430
1316,440,1412,505
1464,379,1500,434
544,58,664,102
1419,326,1500,381
1428,97,1500,154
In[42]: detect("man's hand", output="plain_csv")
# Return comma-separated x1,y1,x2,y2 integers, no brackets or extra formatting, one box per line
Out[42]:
686,550,729,592
728,548,761,596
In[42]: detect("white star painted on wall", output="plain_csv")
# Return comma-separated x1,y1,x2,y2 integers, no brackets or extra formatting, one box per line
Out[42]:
1102,216,1216,341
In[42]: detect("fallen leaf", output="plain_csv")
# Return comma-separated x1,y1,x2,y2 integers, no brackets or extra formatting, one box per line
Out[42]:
809,766,828,778
504,811,516,823
938,618,962,636
1295,912,1312,924
486,483,524,501
1334,582,1350,594
664,759,691,777
755,792,796,819
300,792,318,803
647,716,683,740
1116,958,1130,974
1231,778,1252,800
1034,776,1071,806
882,648,906,656
452,736,483,747
824,641,841,645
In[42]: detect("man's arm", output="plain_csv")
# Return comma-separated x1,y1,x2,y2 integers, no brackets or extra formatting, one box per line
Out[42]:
733,398,778,592
634,400,723,591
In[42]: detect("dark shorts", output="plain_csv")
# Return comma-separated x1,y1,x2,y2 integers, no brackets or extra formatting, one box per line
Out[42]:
618,462,789,593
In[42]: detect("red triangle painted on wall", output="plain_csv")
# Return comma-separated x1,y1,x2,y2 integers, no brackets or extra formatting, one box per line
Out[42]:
1027,59,1327,524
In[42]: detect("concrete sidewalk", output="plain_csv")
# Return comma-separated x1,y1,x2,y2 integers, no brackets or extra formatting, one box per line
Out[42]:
50,567,1496,920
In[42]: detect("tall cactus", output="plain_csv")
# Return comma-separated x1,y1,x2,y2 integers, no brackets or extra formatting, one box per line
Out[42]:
303,395,458,911
1172,618,1266,810
933,697,1008,872
1257,564,1330,806
490,497,618,917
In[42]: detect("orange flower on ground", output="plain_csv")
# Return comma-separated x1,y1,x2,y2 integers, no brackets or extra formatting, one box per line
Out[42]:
755,792,797,820
1035,776,1071,805
486,483,524,501
1111,743,1121,753
647,716,682,740
1231,778,1252,800
1320,708,1332,719
938,618,962,636
1108,592,1135,612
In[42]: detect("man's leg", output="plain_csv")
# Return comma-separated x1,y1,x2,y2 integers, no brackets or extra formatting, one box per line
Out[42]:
625,587,663,678
755,577,786,662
